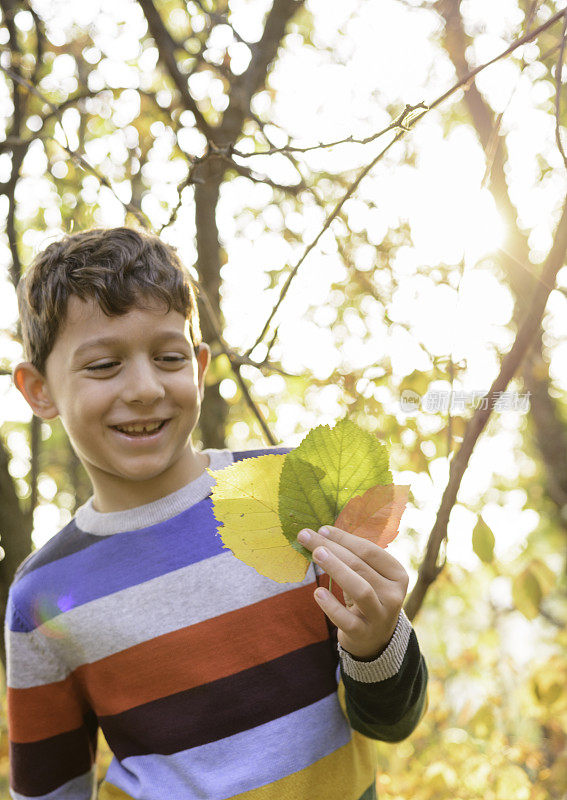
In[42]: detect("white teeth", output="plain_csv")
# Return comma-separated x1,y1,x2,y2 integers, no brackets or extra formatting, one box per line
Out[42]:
115,421,164,435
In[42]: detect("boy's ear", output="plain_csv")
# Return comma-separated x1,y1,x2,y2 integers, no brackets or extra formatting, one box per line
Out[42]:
195,343,211,401
13,362,59,420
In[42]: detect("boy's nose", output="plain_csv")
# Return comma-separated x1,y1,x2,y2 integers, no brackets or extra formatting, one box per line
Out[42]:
121,361,166,405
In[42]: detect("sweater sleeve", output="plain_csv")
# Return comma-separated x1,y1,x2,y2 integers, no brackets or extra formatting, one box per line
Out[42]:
337,610,428,742
5,594,98,800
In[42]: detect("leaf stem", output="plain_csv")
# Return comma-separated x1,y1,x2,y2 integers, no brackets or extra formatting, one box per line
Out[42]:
328,577,333,594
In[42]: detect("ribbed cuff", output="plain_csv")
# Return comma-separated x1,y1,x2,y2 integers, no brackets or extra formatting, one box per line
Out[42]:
337,609,412,683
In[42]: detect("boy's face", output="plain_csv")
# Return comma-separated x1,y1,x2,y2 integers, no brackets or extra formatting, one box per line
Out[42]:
15,295,211,512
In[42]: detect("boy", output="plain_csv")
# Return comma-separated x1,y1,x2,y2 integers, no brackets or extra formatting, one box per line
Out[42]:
6,226,428,800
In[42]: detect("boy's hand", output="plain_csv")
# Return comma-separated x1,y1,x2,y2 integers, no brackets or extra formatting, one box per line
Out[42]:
297,525,409,661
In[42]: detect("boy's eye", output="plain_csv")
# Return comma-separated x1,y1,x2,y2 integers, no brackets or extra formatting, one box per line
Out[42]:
85,361,120,372
83,354,188,372
157,355,188,364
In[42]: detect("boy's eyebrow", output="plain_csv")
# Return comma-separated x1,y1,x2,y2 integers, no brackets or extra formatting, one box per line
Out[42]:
72,331,191,359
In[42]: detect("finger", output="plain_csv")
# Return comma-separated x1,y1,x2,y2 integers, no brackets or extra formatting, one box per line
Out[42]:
313,585,367,634
298,528,394,594
312,545,384,617
318,524,407,582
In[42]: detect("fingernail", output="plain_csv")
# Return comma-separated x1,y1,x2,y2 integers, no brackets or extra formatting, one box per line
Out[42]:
313,546,328,562
318,526,330,536
297,529,311,544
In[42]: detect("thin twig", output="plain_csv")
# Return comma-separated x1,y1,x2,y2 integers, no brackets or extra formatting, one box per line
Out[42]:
555,10,567,170
159,171,196,233
54,140,151,228
159,144,304,234
0,62,71,149
233,8,566,162
0,63,151,229
416,6,567,118
231,103,427,158
208,344,297,378
244,129,406,357
197,283,277,445
225,157,305,194
244,6,567,355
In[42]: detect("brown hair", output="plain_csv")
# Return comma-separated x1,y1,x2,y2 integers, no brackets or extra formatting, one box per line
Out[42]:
17,227,202,373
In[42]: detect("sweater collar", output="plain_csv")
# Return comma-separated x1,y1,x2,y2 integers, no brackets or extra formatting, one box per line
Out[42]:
75,448,233,535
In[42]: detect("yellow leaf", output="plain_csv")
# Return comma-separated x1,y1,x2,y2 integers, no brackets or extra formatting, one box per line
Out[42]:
208,455,310,583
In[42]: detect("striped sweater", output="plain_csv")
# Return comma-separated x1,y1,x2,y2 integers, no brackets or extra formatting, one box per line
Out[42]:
6,447,428,800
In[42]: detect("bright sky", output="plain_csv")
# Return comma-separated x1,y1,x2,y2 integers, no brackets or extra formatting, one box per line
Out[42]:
1,0,565,576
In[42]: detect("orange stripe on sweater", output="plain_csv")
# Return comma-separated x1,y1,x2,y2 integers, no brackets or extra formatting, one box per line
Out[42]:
8,679,87,744
10,581,338,742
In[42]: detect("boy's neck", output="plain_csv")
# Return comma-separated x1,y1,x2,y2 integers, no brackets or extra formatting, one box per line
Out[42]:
88,448,211,513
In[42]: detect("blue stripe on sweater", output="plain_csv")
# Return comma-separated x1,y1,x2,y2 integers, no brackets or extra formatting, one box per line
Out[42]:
8,498,224,632
8,448,292,633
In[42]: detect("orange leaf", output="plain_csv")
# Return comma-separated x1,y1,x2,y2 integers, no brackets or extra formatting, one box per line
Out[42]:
334,484,410,547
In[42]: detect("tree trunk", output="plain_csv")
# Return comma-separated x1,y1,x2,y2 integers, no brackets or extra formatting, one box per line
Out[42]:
0,438,32,671
194,161,228,449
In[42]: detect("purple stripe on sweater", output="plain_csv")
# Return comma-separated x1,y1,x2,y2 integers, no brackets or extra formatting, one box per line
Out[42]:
8,449,292,634
7,498,226,633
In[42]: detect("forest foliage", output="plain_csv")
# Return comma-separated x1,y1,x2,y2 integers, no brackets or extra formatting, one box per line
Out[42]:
0,0,566,797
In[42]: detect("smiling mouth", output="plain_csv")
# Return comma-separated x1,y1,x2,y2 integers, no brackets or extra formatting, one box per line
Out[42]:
111,420,169,437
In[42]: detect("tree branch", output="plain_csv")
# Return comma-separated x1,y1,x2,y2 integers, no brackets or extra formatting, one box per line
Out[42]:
404,195,567,621
231,103,427,158
436,0,567,524
244,6,567,355
243,129,406,357
220,0,306,143
425,5,567,117
1,0,27,287
224,155,305,193
555,10,567,170
231,7,566,161
191,0,252,47
136,0,216,142
0,63,151,227
197,283,277,445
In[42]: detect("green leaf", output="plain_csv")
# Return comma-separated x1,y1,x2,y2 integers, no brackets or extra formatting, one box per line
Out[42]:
472,518,495,563
512,567,543,620
278,417,391,558
532,655,566,709
529,558,556,595
511,559,556,620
